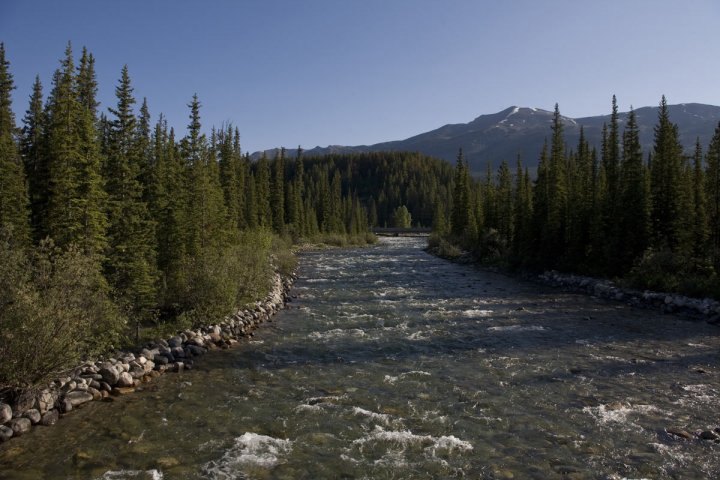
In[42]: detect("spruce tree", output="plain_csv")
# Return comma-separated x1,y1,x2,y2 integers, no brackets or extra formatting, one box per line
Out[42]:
650,96,686,252
0,43,31,246
103,65,158,317
45,43,107,254
271,148,286,234
617,108,649,272
691,138,708,256
706,122,720,264
255,153,272,229
21,75,47,240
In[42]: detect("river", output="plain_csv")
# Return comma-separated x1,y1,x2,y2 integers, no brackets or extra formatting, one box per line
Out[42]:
1,236,719,479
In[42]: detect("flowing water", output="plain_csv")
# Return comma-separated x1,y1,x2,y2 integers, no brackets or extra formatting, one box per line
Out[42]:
1,237,720,479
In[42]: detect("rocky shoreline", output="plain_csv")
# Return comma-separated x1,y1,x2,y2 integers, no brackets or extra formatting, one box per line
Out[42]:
0,272,295,444
536,270,720,324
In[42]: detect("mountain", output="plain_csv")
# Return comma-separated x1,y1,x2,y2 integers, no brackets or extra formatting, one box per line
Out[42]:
252,103,720,174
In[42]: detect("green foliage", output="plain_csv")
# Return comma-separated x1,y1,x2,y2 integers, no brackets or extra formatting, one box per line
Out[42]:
392,205,412,228
0,231,125,395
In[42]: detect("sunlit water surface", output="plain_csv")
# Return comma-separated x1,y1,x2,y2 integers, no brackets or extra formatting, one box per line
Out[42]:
1,237,720,479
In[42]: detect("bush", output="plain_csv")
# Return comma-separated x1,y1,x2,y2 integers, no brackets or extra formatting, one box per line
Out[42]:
172,229,275,326
427,233,463,259
0,236,125,398
625,247,720,299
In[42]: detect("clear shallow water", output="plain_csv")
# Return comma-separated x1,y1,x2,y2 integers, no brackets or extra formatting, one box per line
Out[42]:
1,236,720,479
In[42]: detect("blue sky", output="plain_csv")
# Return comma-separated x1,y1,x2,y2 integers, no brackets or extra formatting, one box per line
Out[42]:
1,0,718,153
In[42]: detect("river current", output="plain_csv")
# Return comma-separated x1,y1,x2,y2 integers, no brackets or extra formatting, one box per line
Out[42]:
1,236,720,479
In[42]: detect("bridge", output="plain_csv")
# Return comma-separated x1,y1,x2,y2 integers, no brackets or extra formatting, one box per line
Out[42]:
372,227,432,236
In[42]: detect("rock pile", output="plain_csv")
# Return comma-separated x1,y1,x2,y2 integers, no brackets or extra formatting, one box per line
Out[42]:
538,270,720,323
0,273,295,443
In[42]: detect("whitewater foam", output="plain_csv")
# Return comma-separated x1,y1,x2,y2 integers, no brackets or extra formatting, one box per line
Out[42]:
202,433,293,477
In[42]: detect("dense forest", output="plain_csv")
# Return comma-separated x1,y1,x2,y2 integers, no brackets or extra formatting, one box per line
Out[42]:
0,44,459,395
437,96,720,298
3,41,720,395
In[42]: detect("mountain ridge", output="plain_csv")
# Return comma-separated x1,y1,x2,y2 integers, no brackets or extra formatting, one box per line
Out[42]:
252,103,720,174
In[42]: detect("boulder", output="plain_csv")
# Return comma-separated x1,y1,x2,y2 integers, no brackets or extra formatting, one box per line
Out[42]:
65,390,94,407
58,397,73,413
168,336,183,348
9,417,31,436
699,430,719,440
0,402,12,423
117,371,134,387
40,409,59,426
88,387,102,401
0,425,13,442
667,428,693,440
99,365,121,385
111,387,135,396
23,409,41,425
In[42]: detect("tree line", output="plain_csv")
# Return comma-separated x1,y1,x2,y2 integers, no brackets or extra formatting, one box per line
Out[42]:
441,95,720,297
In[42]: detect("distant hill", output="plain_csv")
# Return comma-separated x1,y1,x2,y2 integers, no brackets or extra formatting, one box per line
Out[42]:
252,103,720,175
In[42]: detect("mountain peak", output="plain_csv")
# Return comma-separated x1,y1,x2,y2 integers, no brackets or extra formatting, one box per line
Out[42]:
253,103,720,173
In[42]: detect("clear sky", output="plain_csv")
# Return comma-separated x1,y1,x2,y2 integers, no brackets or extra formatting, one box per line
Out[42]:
1,0,718,153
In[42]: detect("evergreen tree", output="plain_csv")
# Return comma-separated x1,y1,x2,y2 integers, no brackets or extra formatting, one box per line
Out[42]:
103,65,158,317
495,160,513,245
271,148,286,234
0,43,31,246
21,75,47,240
706,122,720,264
255,153,272,228
450,149,473,239
650,96,687,252
617,107,649,272
45,43,107,254
691,138,708,256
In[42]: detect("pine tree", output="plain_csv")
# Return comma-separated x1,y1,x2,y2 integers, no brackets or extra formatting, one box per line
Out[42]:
495,160,513,245
0,43,31,246
650,96,687,252
617,107,649,272
255,153,272,229
45,43,107,254
271,148,286,234
706,122,720,264
691,138,708,256
103,65,158,317
21,75,47,240
450,149,473,239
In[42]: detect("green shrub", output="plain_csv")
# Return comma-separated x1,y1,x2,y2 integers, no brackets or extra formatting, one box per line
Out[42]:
0,236,125,397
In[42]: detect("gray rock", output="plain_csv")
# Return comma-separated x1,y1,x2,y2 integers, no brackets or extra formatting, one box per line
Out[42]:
99,365,121,385
0,425,13,442
153,354,169,365
187,345,206,356
117,371,134,388
23,409,41,425
13,394,36,414
129,367,145,379
0,402,11,423
36,391,56,414
58,397,73,413
99,381,112,392
171,346,185,358
9,417,31,436
168,336,183,348
89,379,101,390
40,409,59,426
700,430,719,440
65,390,94,407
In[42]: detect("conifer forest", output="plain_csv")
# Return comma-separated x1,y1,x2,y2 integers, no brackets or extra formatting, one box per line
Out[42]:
1,42,720,397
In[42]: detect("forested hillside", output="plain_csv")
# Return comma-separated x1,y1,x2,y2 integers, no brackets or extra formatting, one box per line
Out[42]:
0,43,454,395
437,96,720,298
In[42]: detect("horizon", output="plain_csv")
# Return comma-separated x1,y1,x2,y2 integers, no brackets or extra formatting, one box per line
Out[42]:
2,0,719,153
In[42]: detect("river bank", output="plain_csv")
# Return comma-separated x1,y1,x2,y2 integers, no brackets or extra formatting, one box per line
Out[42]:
0,272,295,444
426,242,720,325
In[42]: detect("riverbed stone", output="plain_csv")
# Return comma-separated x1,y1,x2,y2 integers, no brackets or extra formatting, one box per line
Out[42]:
667,427,693,440
22,409,41,425
36,391,55,414
9,418,31,436
58,397,73,413
699,430,719,440
0,402,12,423
65,390,94,407
99,365,121,385
117,371,134,387
39,409,59,426
168,336,183,348
111,387,135,396
0,425,13,442
171,346,185,358
153,354,169,365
